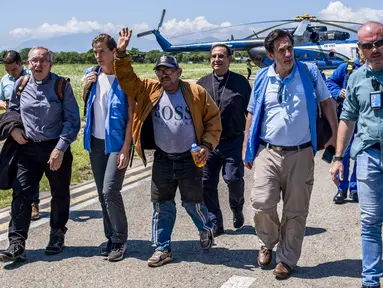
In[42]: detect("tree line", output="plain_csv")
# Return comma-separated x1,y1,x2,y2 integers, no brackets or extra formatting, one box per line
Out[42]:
1,48,249,64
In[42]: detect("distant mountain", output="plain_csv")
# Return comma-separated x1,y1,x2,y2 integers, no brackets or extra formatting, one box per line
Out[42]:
12,33,224,53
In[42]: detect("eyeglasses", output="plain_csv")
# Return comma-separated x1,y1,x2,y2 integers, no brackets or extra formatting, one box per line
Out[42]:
211,54,226,59
154,68,176,76
359,39,383,50
29,59,50,66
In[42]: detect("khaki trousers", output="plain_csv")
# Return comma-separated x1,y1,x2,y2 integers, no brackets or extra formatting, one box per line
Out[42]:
251,145,314,268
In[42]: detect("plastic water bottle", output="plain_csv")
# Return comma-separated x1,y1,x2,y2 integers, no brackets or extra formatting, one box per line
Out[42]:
190,143,206,168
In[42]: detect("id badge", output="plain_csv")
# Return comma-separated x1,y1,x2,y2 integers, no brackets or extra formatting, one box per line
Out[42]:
370,91,382,110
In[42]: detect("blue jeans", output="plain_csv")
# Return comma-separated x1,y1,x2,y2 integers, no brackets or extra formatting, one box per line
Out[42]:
337,131,357,193
151,150,213,251
357,147,383,287
151,201,213,251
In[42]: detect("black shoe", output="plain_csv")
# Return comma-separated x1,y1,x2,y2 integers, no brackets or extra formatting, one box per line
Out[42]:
101,239,113,257
233,211,244,229
45,227,67,255
108,243,127,262
333,190,347,204
0,241,26,262
213,226,225,237
350,191,359,203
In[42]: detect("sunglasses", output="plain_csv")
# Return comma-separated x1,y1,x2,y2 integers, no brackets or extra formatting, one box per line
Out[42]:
359,39,383,50
154,68,176,76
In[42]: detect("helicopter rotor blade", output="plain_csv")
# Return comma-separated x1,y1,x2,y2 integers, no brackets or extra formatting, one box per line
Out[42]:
294,19,310,36
167,19,296,39
137,30,154,38
158,9,166,30
245,21,296,39
313,19,363,26
316,20,359,33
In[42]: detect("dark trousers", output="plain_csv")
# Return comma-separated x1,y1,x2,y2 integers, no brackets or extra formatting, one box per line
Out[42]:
202,134,245,228
247,68,251,80
150,149,213,250
89,137,128,244
9,140,72,243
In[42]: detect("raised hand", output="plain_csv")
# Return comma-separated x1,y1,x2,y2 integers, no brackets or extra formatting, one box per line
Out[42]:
117,27,133,53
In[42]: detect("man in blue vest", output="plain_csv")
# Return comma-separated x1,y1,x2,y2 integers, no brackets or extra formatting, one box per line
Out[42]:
0,50,40,220
243,29,338,279
327,54,365,204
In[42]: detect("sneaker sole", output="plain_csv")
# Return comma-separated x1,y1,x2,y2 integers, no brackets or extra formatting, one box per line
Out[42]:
147,256,172,267
108,254,125,262
31,215,40,221
44,246,64,255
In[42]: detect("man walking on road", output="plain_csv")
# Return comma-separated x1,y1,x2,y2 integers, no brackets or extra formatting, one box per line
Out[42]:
327,52,365,204
197,44,251,237
0,47,80,262
330,21,383,288
243,29,338,279
114,28,222,267
0,51,40,220
82,34,135,262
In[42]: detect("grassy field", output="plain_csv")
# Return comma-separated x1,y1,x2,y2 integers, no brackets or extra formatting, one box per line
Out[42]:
0,62,252,208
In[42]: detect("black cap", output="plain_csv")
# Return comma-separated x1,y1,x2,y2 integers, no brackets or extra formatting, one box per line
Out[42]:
153,54,179,70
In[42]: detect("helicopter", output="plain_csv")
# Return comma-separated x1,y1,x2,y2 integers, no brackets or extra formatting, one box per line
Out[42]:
137,10,363,70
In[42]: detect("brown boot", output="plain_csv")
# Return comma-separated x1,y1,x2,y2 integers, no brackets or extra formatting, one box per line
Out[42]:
273,262,293,279
257,246,272,267
31,203,40,221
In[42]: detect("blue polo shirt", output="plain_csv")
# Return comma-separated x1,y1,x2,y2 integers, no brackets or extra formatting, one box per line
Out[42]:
0,67,29,101
248,63,330,146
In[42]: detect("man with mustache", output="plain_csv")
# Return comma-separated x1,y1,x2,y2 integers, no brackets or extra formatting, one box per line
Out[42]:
330,21,383,288
243,29,338,279
114,28,222,267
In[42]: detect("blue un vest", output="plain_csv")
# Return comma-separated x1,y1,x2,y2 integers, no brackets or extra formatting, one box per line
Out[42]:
83,67,129,153
244,60,318,163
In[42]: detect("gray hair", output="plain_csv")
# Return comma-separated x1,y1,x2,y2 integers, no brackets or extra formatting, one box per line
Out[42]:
28,46,52,61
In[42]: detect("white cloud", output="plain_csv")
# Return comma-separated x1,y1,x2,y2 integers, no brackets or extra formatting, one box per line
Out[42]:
8,18,139,39
320,1,383,23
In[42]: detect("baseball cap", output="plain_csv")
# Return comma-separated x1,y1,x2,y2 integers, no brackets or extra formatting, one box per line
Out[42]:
153,54,179,70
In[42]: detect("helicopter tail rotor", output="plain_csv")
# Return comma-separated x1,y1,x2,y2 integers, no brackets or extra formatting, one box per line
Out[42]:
137,9,167,38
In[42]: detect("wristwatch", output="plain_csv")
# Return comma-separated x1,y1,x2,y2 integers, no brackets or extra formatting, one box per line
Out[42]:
333,156,344,162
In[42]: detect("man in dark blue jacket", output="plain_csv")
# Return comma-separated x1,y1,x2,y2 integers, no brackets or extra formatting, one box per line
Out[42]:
326,55,365,204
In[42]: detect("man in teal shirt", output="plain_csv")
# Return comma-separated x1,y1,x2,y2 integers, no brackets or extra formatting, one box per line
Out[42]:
0,50,40,220
331,21,383,288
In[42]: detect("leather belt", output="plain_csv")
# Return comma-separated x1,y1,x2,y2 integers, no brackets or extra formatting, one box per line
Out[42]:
260,140,312,152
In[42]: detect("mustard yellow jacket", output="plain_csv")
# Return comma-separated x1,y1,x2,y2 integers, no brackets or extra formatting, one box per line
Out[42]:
114,54,222,166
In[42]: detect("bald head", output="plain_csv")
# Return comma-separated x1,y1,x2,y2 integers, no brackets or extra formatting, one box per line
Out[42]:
358,21,383,42
358,21,383,70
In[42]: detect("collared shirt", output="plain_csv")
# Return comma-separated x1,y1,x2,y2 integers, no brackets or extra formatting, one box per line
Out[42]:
248,63,330,146
340,63,383,158
8,72,80,152
0,67,29,101
197,71,251,139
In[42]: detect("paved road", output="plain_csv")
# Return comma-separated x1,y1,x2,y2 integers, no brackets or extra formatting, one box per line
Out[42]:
0,151,362,288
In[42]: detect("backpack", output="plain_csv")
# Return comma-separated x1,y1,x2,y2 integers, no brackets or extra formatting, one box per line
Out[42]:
17,74,69,101
303,64,332,151
83,65,100,116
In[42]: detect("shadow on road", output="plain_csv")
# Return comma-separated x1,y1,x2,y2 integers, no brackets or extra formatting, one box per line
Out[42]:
296,259,362,279
69,210,103,222
224,225,255,236
304,226,327,236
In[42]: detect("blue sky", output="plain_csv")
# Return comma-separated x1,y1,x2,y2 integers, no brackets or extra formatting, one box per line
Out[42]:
1,0,382,50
